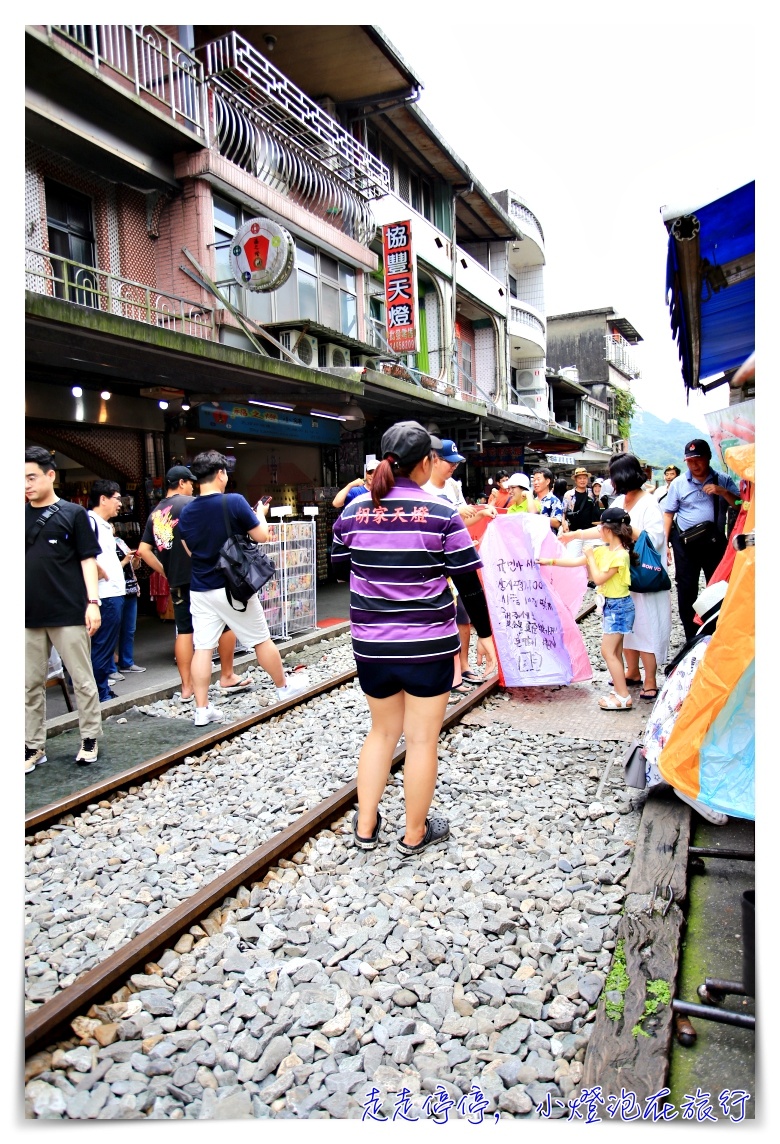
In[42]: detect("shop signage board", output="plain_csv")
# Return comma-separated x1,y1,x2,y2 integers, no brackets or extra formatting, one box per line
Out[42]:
381,220,419,354
229,218,295,292
198,403,341,445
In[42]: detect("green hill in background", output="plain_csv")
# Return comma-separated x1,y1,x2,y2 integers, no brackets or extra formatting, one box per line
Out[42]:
627,409,720,474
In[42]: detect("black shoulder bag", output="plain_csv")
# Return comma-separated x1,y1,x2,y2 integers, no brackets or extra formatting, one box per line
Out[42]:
216,494,276,611
676,475,721,544
26,502,60,549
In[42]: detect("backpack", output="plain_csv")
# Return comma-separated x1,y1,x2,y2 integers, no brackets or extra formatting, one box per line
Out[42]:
216,494,276,610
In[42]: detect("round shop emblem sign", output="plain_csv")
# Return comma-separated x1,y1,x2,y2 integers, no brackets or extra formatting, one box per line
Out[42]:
229,217,295,292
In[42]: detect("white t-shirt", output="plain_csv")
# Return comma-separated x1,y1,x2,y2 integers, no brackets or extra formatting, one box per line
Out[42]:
88,511,126,598
421,477,466,508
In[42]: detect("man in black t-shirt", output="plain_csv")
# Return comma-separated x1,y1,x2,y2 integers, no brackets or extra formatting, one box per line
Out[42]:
138,466,247,703
25,447,103,772
561,467,601,556
176,450,309,726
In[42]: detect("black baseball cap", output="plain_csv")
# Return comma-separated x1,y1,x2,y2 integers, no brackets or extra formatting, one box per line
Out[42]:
166,465,196,486
684,438,712,460
600,505,631,526
381,421,442,467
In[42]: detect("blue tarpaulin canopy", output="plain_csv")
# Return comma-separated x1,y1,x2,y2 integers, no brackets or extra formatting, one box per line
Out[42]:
664,181,754,391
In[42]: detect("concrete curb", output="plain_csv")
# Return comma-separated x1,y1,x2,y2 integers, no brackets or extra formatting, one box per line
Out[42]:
44,621,351,739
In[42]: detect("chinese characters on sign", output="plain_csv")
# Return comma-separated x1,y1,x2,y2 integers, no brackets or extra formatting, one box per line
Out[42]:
382,220,418,354
228,217,295,292
361,1084,751,1124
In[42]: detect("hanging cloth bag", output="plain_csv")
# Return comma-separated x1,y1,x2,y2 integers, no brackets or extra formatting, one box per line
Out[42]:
630,530,672,593
216,494,276,611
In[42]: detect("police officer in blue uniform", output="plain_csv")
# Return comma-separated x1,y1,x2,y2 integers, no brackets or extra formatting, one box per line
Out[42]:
663,439,739,641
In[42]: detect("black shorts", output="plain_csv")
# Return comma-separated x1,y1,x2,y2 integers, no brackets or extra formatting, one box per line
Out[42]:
356,657,455,699
171,585,193,635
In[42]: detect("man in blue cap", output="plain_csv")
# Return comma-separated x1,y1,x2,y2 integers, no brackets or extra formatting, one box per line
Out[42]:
422,438,497,688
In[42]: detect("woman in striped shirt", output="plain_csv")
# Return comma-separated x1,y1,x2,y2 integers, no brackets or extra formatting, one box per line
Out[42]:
332,422,496,856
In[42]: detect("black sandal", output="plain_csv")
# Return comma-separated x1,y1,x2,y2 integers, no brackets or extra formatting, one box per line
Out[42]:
352,809,382,850
397,815,450,856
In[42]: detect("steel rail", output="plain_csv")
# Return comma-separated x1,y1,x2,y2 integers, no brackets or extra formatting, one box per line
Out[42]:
28,604,596,833
26,668,357,832
25,602,598,1053
24,676,498,1053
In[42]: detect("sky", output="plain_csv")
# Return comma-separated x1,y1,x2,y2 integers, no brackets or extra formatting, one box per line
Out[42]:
376,5,756,433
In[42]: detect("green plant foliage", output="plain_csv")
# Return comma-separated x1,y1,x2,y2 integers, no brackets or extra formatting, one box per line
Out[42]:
613,388,637,439
604,939,629,1020
632,978,672,1037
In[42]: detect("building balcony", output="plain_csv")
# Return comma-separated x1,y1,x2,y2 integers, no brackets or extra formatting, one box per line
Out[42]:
36,25,207,140
199,32,389,247
507,197,545,266
509,301,546,358
604,332,641,379
25,245,216,341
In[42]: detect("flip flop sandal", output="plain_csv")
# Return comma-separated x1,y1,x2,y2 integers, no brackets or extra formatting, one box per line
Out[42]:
460,670,482,683
639,688,659,701
397,815,450,856
599,693,633,710
353,809,382,850
218,677,254,693
609,677,642,687
450,681,477,695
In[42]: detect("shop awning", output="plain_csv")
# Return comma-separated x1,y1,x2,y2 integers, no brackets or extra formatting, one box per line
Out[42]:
664,180,754,391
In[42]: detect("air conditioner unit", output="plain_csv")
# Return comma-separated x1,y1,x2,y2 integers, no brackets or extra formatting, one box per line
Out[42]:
318,343,350,369
279,331,318,368
351,353,382,371
607,419,619,436
514,368,539,391
459,428,483,454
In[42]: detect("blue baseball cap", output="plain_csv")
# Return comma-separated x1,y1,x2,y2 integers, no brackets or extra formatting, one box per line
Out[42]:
435,438,465,464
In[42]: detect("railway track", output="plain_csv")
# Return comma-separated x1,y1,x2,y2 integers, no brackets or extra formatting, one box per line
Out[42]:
26,599,604,1118
25,674,498,1053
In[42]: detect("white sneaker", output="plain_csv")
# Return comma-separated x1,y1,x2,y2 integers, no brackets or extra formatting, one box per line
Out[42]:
193,705,225,727
108,672,124,683
276,672,311,702
123,664,146,673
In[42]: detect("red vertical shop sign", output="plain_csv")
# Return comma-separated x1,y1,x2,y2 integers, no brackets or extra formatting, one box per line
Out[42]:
381,220,418,354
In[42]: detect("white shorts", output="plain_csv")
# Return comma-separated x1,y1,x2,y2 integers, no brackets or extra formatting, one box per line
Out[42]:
190,588,271,651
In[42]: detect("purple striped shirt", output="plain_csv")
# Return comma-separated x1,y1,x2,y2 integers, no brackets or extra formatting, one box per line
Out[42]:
331,477,482,661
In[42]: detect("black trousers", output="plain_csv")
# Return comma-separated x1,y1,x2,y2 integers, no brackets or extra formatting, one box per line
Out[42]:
671,528,727,642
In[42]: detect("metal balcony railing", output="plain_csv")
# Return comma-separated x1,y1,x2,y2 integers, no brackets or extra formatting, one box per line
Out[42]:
26,246,216,340
604,332,641,379
201,32,389,200
48,24,207,139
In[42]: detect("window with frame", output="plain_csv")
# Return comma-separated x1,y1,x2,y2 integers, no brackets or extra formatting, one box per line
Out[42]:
213,195,358,338
45,179,97,307
364,128,434,224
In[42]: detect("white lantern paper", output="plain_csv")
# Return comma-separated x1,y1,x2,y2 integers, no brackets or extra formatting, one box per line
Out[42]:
229,218,295,292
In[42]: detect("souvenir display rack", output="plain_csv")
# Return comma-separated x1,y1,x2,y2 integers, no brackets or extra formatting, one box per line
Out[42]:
257,519,317,639
257,523,285,640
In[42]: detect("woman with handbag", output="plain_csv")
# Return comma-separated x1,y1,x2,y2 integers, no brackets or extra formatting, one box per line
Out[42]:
561,452,672,700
